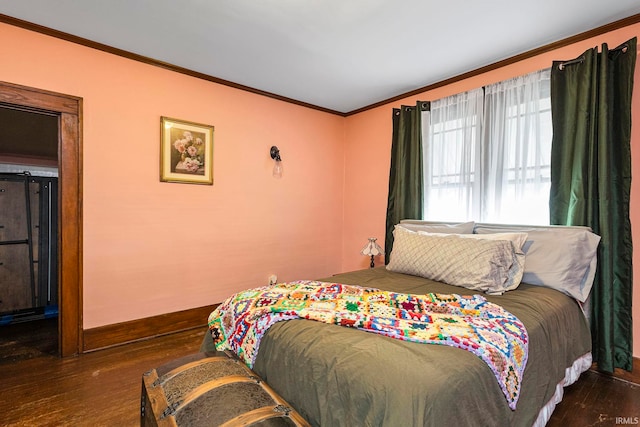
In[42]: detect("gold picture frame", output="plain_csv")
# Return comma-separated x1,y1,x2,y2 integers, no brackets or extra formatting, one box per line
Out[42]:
160,116,214,185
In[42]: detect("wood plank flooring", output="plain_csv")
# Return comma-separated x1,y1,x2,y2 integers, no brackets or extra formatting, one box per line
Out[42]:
0,317,58,365
1,324,205,426
548,371,640,426
1,321,639,426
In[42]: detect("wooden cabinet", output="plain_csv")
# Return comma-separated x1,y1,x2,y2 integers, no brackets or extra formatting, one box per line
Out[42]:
0,174,57,316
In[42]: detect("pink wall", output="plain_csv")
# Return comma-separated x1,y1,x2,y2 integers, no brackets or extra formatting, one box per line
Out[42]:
1,19,639,358
343,23,640,357
0,23,345,328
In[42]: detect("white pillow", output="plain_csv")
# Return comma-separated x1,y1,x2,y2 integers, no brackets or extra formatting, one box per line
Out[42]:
387,226,517,295
399,221,475,234
475,226,600,302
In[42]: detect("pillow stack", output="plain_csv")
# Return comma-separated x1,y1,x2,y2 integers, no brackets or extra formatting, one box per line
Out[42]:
387,225,526,295
388,221,601,301
475,225,600,302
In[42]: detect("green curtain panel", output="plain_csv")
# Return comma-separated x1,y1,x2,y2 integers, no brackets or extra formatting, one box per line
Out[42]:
384,102,429,263
550,37,636,372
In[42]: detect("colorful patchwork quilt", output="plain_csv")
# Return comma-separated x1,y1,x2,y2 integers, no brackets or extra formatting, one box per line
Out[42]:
208,280,528,409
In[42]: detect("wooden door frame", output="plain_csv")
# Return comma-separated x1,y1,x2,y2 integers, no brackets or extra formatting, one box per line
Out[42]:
0,81,82,357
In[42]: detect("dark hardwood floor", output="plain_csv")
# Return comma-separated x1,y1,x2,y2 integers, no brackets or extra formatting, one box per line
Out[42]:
1,322,205,426
0,317,58,365
1,320,639,426
548,371,640,427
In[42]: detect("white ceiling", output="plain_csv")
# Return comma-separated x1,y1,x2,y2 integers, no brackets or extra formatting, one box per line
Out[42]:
1,1,639,114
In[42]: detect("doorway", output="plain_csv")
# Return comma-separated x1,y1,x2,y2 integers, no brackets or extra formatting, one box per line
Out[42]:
0,106,59,361
0,81,82,357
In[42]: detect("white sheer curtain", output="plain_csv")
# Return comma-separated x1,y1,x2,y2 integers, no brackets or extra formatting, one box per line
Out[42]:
482,69,552,224
422,88,484,221
422,69,551,224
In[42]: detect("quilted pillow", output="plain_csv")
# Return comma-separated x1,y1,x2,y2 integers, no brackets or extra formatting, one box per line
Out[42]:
387,226,517,295
451,232,527,292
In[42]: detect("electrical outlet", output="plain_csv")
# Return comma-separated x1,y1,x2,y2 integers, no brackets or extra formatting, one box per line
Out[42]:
269,274,278,285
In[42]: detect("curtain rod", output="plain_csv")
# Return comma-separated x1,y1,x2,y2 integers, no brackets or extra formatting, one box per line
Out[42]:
558,56,584,70
557,43,629,70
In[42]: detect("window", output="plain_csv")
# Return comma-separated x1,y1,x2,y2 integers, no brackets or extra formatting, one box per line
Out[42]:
422,69,552,224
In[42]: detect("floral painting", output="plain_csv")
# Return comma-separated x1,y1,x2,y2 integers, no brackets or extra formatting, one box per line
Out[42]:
171,129,205,174
160,117,214,184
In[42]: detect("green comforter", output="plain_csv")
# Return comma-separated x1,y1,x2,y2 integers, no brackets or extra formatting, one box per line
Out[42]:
201,268,591,426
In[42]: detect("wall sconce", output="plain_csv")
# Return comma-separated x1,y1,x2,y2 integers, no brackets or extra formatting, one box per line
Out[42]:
361,237,383,268
270,146,283,178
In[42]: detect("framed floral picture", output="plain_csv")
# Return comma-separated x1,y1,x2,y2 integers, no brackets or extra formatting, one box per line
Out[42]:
160,116,214,185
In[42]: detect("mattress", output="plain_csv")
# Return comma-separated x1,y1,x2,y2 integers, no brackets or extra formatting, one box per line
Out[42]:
202,267,591,426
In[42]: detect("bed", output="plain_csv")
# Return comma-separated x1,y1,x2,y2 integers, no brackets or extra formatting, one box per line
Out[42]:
201,222,597,426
